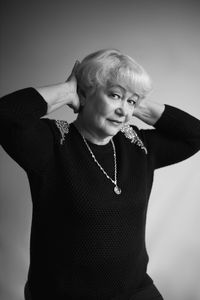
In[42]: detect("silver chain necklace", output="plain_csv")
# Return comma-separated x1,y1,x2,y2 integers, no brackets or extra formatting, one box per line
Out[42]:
82,136,122,195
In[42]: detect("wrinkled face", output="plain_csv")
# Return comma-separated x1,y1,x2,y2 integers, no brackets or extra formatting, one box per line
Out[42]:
80,84,140,139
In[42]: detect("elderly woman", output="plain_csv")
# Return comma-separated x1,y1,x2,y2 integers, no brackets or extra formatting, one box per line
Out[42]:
0,49,200,300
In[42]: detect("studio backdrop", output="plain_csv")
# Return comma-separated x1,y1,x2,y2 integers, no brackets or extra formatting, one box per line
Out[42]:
0,1,200,300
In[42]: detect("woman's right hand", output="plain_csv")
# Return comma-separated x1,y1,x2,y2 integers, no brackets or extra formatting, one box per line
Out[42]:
65,60,81,113
36,60,81,115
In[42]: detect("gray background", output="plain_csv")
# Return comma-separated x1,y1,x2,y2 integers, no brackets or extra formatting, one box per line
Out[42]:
0,0,200,299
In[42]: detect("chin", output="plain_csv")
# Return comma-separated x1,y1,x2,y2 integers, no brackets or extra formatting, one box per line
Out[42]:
104,126,120,137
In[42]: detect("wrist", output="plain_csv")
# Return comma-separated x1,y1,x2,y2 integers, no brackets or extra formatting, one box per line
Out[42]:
36,82,75,114
133,100,165,126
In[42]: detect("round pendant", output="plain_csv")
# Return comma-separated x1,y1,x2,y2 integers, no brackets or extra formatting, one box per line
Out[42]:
114,186,122,195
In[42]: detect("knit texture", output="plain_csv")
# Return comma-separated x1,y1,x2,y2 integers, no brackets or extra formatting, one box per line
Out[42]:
1,88,200,300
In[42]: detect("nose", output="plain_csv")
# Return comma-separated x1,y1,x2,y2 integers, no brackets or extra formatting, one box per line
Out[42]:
115,107,125,116
115,102,130,117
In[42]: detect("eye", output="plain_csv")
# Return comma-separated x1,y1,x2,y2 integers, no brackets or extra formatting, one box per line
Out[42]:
110,93,121,100
128,99,136,106
128,94,139,106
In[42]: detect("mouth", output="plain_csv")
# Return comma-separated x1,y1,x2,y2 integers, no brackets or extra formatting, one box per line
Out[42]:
107,119,124,126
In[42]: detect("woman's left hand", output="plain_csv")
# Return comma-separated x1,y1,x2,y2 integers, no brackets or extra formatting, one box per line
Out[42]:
132,98,165,126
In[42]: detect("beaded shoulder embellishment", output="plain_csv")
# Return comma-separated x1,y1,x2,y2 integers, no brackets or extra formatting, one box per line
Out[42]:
121,124,148,154
55,120,70,145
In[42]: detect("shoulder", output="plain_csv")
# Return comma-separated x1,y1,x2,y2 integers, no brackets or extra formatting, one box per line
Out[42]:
119,124,148,154
41,118,70,145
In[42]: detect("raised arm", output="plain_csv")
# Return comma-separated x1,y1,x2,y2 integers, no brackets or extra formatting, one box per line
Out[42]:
0,62,80,172
133,99,200,169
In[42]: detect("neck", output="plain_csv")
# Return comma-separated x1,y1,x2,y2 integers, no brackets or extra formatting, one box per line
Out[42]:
73,116,112,145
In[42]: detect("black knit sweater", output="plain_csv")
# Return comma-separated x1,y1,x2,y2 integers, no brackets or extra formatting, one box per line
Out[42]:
0,88,200,300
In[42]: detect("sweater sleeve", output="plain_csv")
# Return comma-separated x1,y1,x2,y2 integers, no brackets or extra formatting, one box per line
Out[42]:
141,105,200,169
0,88,54,172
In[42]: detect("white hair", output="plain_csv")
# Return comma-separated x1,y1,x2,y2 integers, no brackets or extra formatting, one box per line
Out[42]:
76,49,153,99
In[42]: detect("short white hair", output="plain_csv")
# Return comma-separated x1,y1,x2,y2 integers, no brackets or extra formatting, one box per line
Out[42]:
76,49,152,99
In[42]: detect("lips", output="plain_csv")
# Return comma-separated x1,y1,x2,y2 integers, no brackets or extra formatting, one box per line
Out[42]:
108,119,123,126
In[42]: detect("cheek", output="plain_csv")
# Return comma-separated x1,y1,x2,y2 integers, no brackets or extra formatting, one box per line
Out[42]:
96,99,114,116
85,93,114,120
126,108,135,122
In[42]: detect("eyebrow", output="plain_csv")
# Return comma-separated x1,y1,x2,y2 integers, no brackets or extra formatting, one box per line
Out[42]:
108,84,126,93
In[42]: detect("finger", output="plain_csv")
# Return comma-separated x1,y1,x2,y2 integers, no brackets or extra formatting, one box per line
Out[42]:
66,60,80,82
72,60,80,75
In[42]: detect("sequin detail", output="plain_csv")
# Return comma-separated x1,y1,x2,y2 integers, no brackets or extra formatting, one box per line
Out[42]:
121,124,148,154
55,120,70,145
